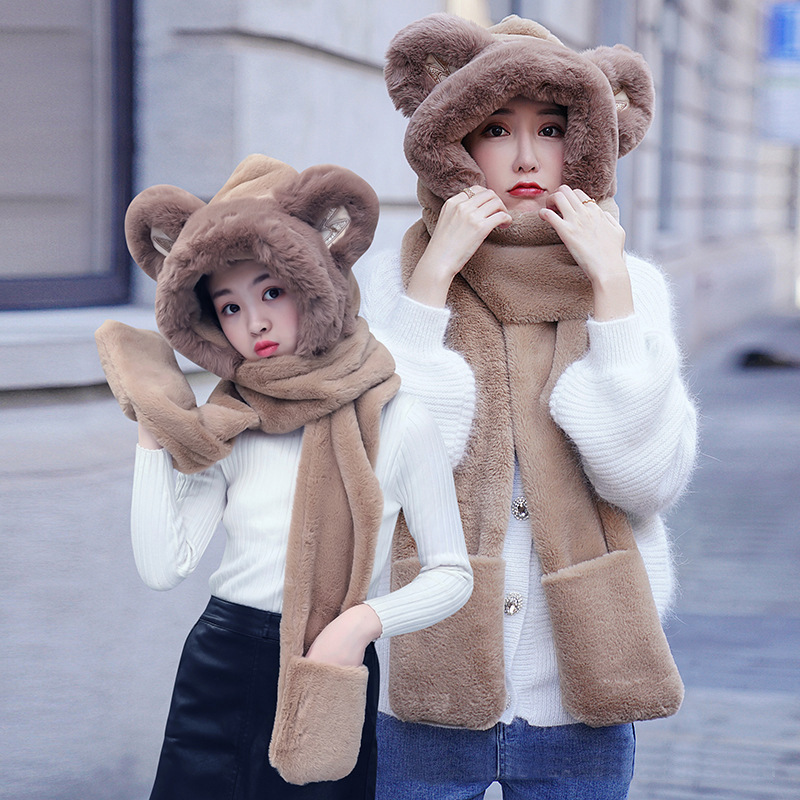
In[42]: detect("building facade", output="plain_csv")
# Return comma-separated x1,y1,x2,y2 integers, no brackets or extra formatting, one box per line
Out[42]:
1,0,797,388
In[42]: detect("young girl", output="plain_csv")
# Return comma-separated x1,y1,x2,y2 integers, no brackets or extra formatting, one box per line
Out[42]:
357,14,698,800
95,155,472,800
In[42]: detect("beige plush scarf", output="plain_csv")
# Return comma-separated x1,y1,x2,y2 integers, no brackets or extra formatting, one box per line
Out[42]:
388,190,683,729
97,317,400,782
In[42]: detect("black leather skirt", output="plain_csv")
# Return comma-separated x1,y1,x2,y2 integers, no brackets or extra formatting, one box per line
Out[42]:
149,596,379,800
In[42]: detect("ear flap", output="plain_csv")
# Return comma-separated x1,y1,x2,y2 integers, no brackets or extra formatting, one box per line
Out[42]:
124,186,206,280
584,44,655,157
317,205,353,249
276,165,380,273
385,13,494,117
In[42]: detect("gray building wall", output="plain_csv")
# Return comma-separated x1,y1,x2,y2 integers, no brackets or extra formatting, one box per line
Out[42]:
131,0,440,305
1,0,798,388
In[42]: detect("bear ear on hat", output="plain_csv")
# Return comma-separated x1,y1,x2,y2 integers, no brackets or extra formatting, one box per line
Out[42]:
124,186,205,280
584,44,655,157
385,13,494,117
275,164,380,273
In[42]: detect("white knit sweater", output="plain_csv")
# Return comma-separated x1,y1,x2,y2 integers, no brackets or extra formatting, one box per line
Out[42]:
130,391,473,641
355,250,698,727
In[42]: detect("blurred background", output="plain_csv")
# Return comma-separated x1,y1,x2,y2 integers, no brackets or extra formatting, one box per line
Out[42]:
1,1,799,798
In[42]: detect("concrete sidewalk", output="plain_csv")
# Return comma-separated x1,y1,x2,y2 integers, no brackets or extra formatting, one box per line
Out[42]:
2,372,223,800
2,315,799,799
628,314,800,800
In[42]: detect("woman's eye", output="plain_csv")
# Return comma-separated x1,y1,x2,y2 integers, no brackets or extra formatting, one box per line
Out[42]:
220,303,239,316
484,124,507,138
540,124,564,138
264,287,283,301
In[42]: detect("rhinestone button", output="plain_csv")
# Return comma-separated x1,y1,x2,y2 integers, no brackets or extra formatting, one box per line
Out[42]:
504,592,523,616
511,496,529,521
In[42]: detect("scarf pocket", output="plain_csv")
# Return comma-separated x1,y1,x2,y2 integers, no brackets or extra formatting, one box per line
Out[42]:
268,655,369,785
388,555,506,730
542,548,684,727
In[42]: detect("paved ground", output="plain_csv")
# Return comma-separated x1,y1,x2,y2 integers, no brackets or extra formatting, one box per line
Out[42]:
2,314,799,799
625,314,800,800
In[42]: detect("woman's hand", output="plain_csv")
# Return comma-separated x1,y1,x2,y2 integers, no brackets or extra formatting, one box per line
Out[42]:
304,604,383,668
137,422,163,450
407,185,512,308
540,185,634,321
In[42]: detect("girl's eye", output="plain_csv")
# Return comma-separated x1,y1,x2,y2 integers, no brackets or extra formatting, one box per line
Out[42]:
540,124,565,138
484,124,508,138
220,303,239,316
264,287,283,301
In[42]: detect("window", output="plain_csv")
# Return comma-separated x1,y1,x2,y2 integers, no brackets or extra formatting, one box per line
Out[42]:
0,0,133,310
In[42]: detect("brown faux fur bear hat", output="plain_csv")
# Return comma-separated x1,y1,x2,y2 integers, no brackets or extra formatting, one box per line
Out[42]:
124,155,379,380
385,13,655,202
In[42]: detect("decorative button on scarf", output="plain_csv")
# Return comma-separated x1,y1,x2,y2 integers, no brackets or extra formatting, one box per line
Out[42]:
511,496,529,521
504,592,523,616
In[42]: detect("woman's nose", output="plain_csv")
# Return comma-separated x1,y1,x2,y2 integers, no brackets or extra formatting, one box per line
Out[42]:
251,317,271,335
514,136,539,172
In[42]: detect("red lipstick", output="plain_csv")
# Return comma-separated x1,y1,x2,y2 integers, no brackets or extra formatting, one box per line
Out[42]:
254,340,279,358
509,182,545,198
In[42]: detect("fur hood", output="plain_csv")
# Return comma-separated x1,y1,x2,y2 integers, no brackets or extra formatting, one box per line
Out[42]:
382,15,684,732
124,155,379,379
385,13,655,202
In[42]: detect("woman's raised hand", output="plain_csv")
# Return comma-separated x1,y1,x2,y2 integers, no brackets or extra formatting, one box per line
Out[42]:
407,185,512,308
539,185,634,321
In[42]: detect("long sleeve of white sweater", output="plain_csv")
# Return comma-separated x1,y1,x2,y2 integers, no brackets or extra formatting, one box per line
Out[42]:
358,249,698,726
130,393,473,641
355,251,476,468
548,255,698,518
359,250,697,518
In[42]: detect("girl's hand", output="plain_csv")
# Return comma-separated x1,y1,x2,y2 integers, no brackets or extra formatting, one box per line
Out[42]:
137,422,163,450
407,185,512,308
540,185,634,321
305,604,382,667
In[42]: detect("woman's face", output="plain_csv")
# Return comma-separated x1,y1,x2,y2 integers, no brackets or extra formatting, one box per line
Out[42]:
462,96,566,213
207,259,300,361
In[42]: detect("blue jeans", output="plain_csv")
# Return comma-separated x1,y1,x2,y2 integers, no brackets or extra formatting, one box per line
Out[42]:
376,713,634,800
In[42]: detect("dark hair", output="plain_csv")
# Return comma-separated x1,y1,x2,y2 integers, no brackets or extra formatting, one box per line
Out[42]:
194,275,222,330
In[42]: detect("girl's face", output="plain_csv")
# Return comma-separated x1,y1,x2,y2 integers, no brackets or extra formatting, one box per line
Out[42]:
462,96,566,213
207,260,300,360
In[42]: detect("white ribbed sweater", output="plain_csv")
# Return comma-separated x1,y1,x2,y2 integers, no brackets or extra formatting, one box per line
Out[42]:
355,251,698,726
130,391,473,641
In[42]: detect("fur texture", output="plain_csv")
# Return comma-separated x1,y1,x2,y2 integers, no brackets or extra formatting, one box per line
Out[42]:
542,550,684,725
384,13,654,202
267,354,399,783
99,155,401,783
95,320,257,471
388,214,683,730
382,15,680,725
389,555,506,728
124,155,379,378
269,656,370,785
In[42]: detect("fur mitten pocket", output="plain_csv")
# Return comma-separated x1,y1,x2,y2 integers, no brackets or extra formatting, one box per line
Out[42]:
388,555,506,730
95,320,195,422
542,548,684,727
95,320,258,472
269,655,369,785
